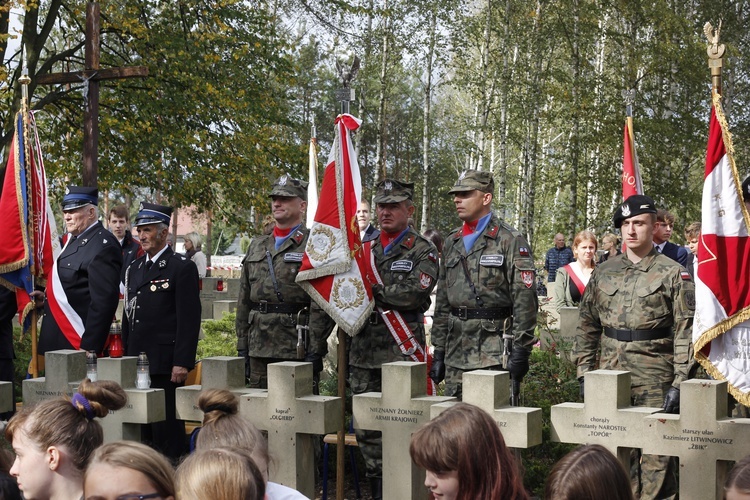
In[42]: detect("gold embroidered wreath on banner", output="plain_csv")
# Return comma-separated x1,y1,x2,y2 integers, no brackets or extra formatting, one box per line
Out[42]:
307,226,336,262
332,278,366,310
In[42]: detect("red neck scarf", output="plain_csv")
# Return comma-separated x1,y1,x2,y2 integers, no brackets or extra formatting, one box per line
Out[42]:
273,226,292,238
462,219,479,237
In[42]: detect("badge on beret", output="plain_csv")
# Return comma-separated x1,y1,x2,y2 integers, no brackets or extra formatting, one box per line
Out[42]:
65,186,70,194
621,204,631,217
384,180,392,191
139,202,144,210
279,174,288,185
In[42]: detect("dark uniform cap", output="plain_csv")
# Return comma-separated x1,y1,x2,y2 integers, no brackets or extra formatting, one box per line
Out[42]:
742,176,750,203
133,202,173,227
613,194,657,228
62,186,98,211
373,179,414,204
268,174,308,201
448,170,495,194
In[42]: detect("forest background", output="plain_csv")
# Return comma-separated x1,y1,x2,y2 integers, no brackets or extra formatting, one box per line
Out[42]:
1,0,748,256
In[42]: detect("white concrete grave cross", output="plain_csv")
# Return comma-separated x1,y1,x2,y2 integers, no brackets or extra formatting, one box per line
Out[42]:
353,362,455,500
95,356,166,442
432,370,543,448
550,370,663,467
642,378,750,500
241,361,342,500
176,356,261,422
23,350,86,407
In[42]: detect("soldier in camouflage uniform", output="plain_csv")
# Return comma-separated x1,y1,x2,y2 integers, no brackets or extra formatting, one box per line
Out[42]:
236,174,331,389
429,170,538,400
574,194,695,500
350,180,438,500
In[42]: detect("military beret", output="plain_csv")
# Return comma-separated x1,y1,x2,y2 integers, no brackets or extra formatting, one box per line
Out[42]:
62,186,98,211
269,174,308,201
373,179,414,204
134,202,173,227
613,194,657,228
742,175,750,203
448,170,494,194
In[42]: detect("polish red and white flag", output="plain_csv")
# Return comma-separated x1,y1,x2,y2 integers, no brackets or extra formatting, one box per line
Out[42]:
296,114,374,335
695,92,750,405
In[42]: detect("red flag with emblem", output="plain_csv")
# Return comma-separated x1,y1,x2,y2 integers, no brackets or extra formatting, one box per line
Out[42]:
622,116,644,200
694,92,750,405
296,114,374,335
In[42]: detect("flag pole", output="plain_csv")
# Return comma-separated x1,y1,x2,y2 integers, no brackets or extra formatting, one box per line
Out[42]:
334,54,359,500
19,57,39,378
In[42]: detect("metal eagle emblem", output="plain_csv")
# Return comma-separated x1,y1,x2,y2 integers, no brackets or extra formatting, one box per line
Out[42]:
621,204,631,217
279,174,288,186
384,181,393,191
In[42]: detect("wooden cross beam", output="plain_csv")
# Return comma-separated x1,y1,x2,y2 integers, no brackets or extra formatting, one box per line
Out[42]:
36,1,148,187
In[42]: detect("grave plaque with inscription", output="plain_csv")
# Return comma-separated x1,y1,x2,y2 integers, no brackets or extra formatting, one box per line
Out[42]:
353,362,455,500
241,361,341,500
431,370,542,448
23,350,85,406
643,379,750,500
96,357,166,442
176,356,261,422
551,370,662,467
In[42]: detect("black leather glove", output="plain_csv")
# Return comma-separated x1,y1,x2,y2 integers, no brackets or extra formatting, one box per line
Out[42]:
304,353,324,375
578,376,585,401
508,347,530,382
662,387,680,414
238,350,250,382
429,350,446,384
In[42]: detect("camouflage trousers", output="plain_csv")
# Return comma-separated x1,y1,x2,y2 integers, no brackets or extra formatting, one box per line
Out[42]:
350,366,382,479
631,382,677,500
445,364,502,400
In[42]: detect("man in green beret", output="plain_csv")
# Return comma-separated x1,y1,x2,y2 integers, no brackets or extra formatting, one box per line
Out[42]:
350,179,438,499
235,174,332,389
430,170,538,401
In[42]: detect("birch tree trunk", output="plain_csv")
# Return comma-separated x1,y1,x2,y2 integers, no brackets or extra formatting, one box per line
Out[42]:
420,8,437,232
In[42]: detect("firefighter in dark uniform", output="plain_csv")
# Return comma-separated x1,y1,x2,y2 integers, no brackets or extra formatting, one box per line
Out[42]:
123,202,201,461
38,186,122,354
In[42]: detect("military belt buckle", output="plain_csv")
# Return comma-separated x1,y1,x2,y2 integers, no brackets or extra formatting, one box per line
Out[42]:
258,300,269,314
457,306,468,321
398,336,417,356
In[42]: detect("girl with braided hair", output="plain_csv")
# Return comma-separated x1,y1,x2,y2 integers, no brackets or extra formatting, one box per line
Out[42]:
5,378,126,500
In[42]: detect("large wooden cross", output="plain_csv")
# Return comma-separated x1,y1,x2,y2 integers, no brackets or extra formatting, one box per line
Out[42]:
36,1,148,187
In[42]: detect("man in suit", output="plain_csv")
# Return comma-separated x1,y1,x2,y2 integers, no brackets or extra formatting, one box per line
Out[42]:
123,202,201,461
357,200,380,243
653,209,689,267
0,288,16,419
38,186,122,355
108,204,144,289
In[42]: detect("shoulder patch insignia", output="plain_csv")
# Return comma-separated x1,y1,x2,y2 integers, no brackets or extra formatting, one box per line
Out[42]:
680,271,692,281
487,225,499,238
419,272,432,289
684,290,695,310
519,246,530,257
428,252,437,263
521,270,534,288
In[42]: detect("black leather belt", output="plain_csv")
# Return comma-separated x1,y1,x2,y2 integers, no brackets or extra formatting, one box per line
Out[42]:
249,301,309,314
450,307,512,321
604,327,671,342
370,311,422,325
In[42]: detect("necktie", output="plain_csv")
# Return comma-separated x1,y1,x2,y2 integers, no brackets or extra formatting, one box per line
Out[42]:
145,260,153,270
656,246,662,253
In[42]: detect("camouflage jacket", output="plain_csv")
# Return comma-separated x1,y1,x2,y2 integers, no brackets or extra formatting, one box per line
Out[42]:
432,214,538,370
573,250,695,388
349,229,439,369
235,227,331,359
